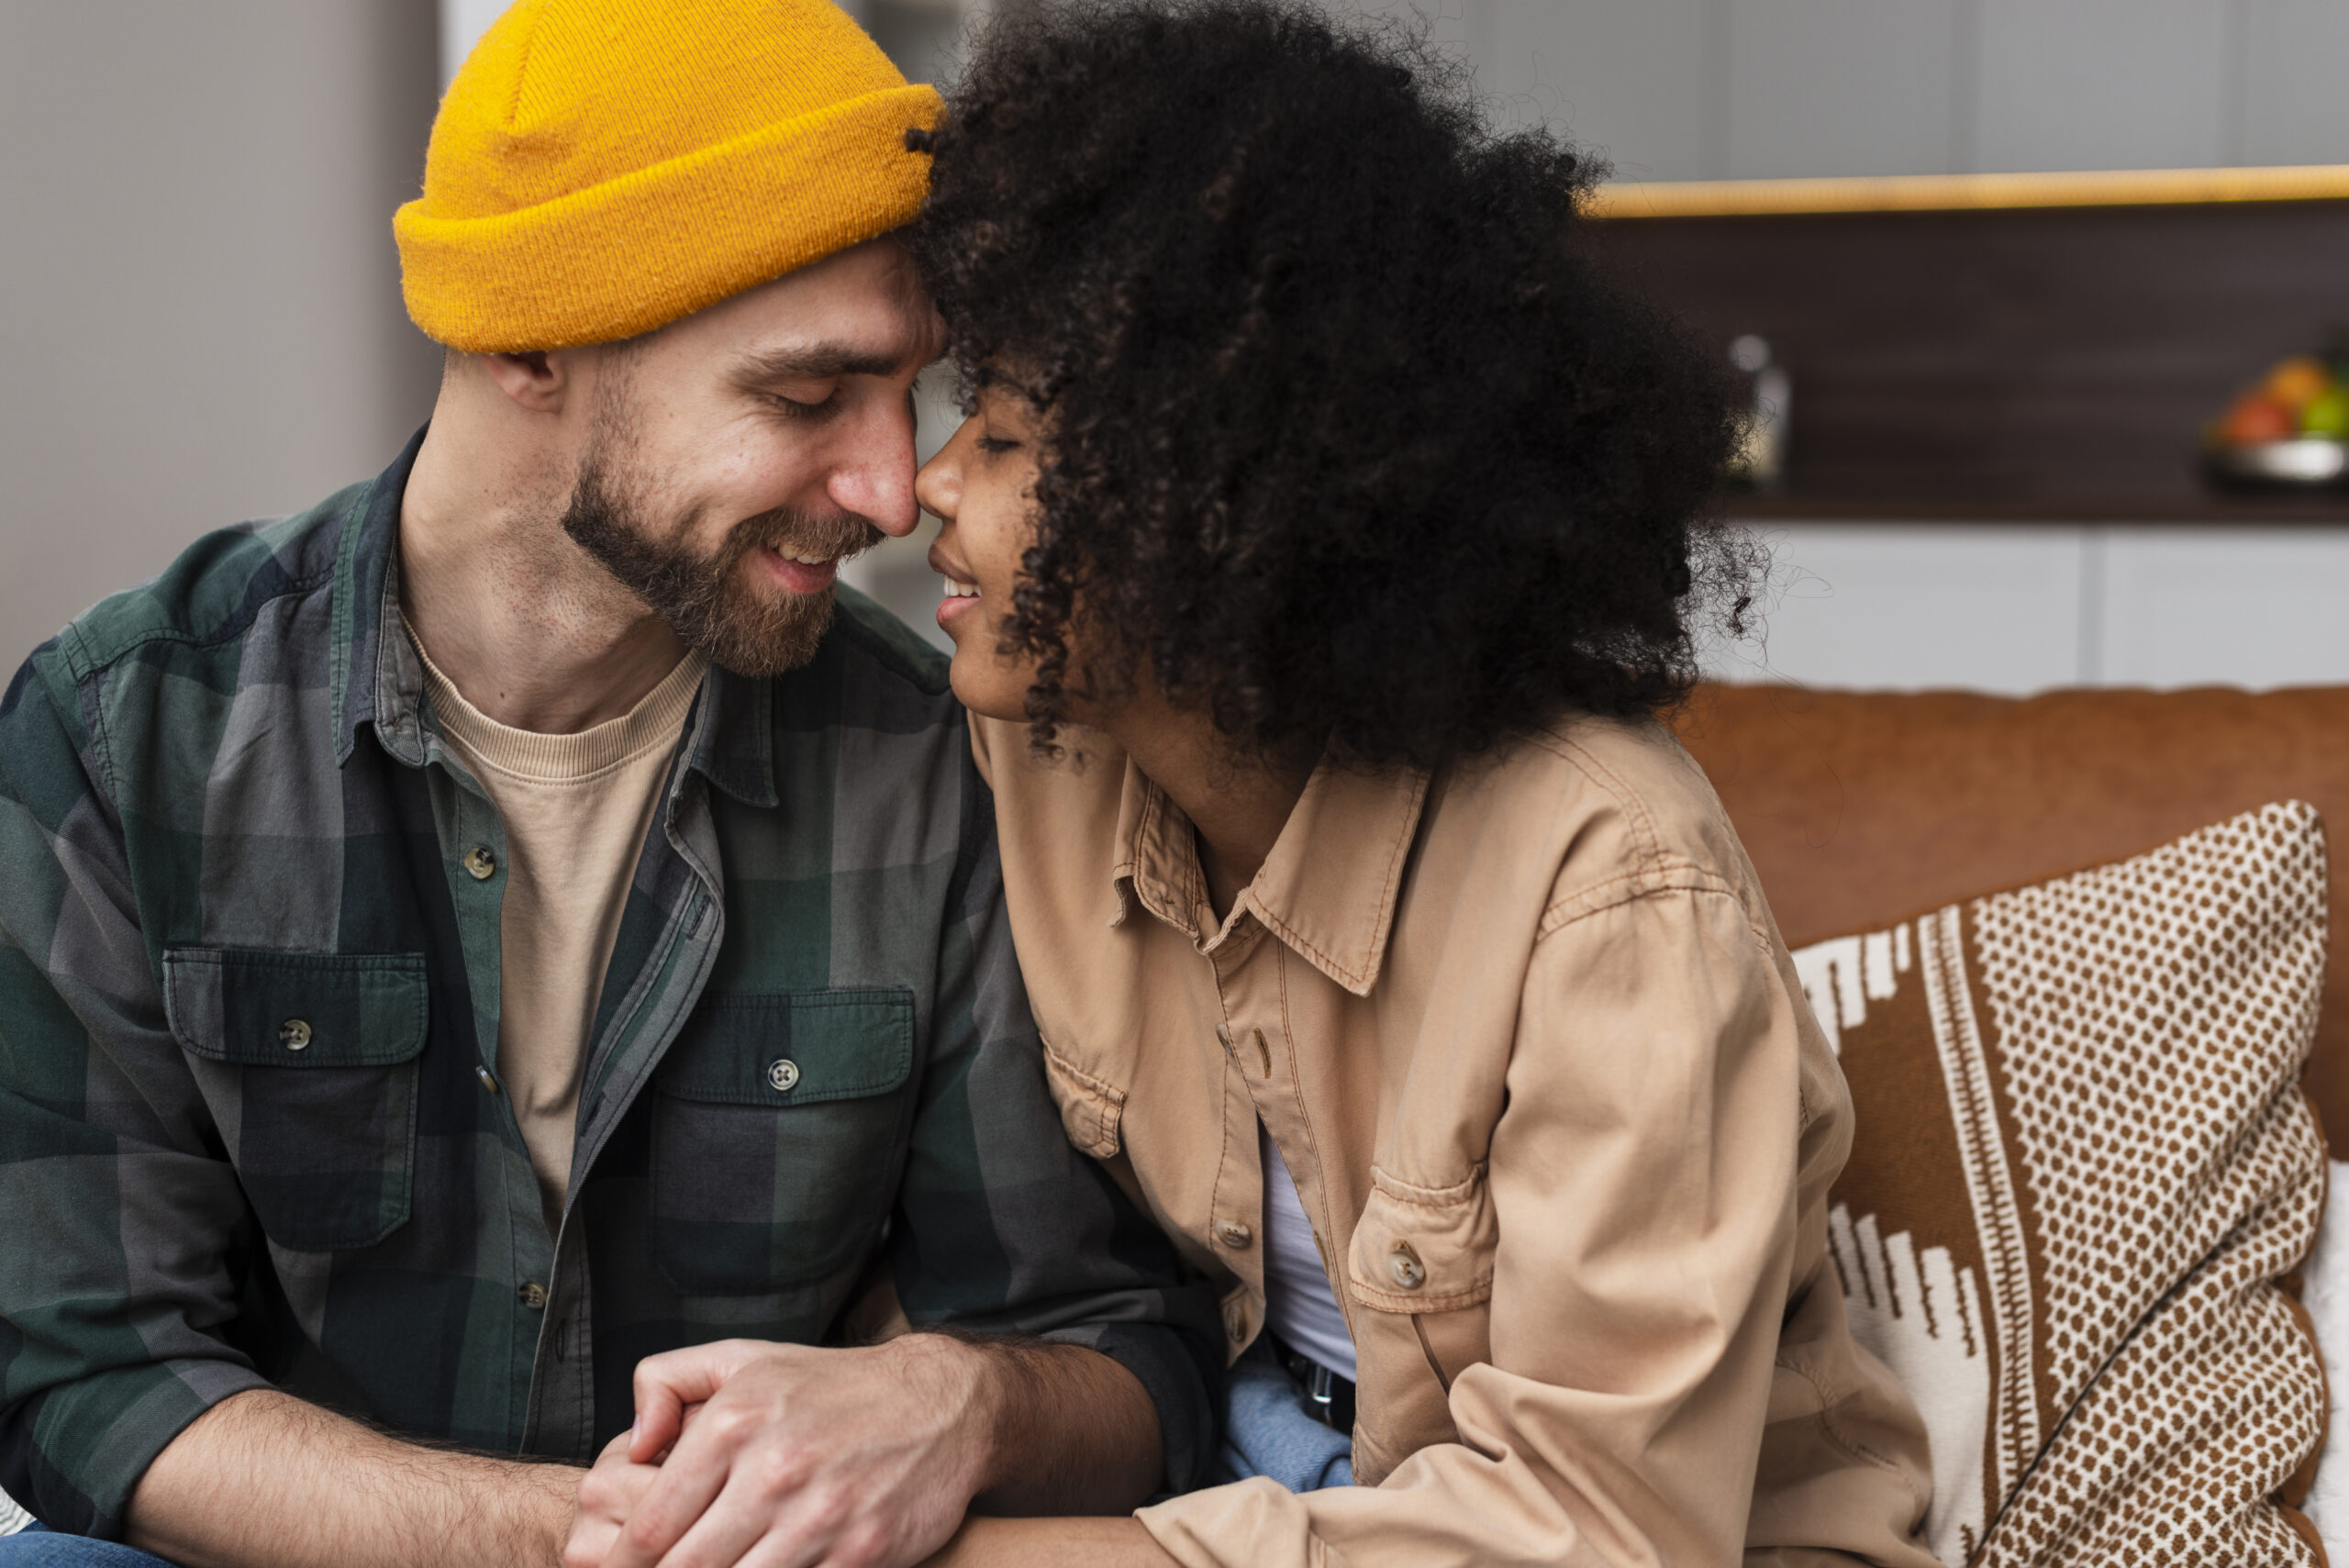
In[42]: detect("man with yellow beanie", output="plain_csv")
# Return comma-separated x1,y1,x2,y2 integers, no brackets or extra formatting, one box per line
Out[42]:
0,4,1220,1567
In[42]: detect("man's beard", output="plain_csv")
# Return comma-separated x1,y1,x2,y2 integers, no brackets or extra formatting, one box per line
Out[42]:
560,445,883,678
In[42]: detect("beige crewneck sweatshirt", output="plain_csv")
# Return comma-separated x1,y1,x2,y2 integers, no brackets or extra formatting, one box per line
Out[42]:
409,623,707,1228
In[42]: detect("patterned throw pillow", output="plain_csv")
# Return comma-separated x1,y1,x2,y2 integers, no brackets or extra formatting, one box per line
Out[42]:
1790,801,2331,1566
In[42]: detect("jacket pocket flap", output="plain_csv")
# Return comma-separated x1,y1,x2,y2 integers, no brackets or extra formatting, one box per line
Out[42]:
163,948,429,1068
1346,1165,1497,1314
657,988,915,1106
1040,1036,1125,1159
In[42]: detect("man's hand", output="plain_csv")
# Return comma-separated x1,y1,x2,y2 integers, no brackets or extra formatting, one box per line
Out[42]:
573,1332,1163,1568
579,1336,1004,1568
567,1430,672,1568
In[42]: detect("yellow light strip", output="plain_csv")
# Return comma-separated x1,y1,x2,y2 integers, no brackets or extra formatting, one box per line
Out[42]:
1587,163,2349,219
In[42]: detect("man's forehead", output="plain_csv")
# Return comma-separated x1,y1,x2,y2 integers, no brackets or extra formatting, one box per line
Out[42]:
718,241,936,373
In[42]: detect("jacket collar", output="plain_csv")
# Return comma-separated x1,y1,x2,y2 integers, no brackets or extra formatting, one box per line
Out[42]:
331,428,780,806
1111,749,1431,998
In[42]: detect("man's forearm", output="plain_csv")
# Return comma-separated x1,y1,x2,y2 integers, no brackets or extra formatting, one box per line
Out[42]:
963,1339,1164,1517
126,1388,579,1568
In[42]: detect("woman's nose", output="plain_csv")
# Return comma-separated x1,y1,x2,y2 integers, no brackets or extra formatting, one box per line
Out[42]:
916,418,976,519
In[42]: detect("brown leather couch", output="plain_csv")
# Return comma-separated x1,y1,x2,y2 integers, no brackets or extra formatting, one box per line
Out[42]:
1674,683,2349,1147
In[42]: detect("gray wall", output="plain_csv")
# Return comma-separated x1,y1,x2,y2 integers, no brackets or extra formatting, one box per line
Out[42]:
1330,0,2349,180
0,2,443,670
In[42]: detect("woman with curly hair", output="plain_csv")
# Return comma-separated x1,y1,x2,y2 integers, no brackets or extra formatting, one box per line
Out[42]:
906,4,1937,1564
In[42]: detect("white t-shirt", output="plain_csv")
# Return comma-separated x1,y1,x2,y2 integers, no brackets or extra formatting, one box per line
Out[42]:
1261,1123,1357,1381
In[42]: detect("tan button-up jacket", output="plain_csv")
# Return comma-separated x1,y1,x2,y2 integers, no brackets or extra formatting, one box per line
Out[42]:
973,711,1937,1568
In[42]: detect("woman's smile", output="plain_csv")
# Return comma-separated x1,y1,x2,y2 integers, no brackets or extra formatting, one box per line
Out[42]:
937,574,982,630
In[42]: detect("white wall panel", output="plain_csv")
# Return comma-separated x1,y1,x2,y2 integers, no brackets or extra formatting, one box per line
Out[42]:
1722,0,1962,179
2243,0,2349,167
1705,524,2089,695
2099,528,2349,689
442,0,512,84
1971,0,2232,172
1489,0,1716,180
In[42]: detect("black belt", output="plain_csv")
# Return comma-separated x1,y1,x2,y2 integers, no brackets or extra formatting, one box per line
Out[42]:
1269,1332,1357,1431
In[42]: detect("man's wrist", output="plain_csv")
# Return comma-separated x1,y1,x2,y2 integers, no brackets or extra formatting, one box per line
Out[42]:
898,1331,1022,1503
518,1457,587,1568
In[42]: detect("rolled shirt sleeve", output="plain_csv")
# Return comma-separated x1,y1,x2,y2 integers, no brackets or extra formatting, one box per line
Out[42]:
0,651,270,1538
1140,877,1915,1565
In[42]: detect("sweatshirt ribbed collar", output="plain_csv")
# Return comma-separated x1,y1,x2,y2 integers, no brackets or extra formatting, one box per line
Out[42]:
407,618,707,784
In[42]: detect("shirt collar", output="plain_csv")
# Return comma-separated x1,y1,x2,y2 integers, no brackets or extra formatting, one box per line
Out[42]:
332,428,426,768
1110,748,1431,997
330,427,778,807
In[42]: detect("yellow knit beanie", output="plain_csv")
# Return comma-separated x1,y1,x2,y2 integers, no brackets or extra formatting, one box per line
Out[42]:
395,0,941,351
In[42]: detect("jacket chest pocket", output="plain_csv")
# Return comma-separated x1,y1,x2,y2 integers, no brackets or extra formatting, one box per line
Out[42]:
163,948,429,1252
1342,1165,1497,1481
651,988,917,1296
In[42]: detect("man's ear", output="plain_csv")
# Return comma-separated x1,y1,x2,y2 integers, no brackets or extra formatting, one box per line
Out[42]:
481,349,575,414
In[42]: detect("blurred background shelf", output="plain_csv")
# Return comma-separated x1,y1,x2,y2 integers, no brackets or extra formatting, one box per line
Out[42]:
1598,199,2349,523
1725,493,2349,523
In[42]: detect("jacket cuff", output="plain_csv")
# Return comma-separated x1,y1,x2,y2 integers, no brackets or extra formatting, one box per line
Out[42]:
1138,1475,1327,1568
1,1358,269,1540
1041,1320,1220,1496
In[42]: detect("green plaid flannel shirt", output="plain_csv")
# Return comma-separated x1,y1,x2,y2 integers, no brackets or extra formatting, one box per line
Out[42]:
0,436,1220,1539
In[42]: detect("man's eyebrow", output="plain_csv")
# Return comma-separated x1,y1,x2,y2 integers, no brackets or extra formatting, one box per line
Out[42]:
729,342,907,385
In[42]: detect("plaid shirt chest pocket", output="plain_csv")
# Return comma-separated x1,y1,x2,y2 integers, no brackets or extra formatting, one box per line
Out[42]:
161,949,429,1252
651,988,918,1296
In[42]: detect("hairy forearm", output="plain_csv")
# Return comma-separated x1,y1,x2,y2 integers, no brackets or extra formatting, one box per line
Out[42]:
126,1388,580,1568
963,1339,1164,1517
925,1516,1179,1567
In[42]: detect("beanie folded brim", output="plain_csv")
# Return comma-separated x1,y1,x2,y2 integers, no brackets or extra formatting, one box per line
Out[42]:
395,81,942,352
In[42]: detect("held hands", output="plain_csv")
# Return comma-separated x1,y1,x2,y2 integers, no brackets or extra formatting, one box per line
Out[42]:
563,1336,1001,1568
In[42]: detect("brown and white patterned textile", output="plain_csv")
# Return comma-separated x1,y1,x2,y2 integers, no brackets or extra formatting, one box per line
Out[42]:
1792,801,2332,1566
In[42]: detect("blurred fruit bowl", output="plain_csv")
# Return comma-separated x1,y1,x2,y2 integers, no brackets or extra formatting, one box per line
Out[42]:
2205,349,2349,491
2208,438,2349,487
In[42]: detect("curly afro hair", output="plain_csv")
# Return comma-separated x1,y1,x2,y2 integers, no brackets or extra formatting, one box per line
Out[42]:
908,0,1752,770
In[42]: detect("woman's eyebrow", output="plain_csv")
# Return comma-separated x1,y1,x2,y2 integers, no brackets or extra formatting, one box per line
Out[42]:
730,342,907,386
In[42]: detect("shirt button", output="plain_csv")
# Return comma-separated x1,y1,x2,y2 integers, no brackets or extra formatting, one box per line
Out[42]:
765,1058,801,1094
1216,1218,1254,1249
278,1018,313,1052
463,846,497,881
518,1282,548,1310
475,1065,500,1094
1388,1241,1427,1290
1223,1300,1248,1342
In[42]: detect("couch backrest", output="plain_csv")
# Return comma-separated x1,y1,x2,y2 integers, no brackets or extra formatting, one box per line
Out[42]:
1674,683,2349,1147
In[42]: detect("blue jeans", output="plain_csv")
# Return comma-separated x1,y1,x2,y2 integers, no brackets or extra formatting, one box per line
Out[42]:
0,1526,176,1565
1215,1351,1354,1492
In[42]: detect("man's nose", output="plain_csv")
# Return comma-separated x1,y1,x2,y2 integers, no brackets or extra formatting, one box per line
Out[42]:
827,397,919,537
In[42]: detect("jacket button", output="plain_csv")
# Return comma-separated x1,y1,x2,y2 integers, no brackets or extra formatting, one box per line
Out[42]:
518,1282,548,1310
1387,1241,1426,1290
475,1065,500,1094
765,1058,800,1094
1223,1300,1248,1342
1216,1218,1254,1249
463,846,497,881
278,1018,312,1052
